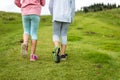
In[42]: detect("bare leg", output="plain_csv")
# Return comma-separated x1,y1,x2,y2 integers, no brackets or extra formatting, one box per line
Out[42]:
31,40,37,54
23,33,29,45
54,41,60,47
61,44,66,55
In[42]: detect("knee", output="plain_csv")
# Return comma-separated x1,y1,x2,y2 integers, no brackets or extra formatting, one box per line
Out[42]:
53,35,60,42
31,36,37,40
31,33,38,40
24,32,30,35
61,36,67,45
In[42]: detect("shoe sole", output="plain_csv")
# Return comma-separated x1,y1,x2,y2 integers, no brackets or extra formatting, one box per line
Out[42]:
61,54,67,61
61,58,66,61
54,47,60,63
30,59,36,61
21,44,27,57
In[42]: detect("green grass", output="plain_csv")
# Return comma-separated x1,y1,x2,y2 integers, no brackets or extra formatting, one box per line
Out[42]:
0,9,120,80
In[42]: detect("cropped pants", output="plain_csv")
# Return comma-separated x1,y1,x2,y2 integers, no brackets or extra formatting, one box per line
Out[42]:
22,15,40,40
53,21,70,45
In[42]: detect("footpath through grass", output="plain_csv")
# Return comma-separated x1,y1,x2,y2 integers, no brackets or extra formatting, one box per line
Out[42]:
0,9,120,80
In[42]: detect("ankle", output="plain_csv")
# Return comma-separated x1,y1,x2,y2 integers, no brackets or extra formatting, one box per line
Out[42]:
61,54,65,55
30,53,35,55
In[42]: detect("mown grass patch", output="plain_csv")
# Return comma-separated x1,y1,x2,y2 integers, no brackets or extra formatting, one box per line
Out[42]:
0,9,120,80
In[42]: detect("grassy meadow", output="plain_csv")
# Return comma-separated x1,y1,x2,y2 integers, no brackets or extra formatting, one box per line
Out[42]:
0,8,120,80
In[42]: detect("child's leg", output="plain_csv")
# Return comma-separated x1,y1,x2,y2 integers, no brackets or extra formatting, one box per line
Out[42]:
52,21,62,63
21,15,31,56
22,15,31,45
61,44,66,55
61,22,70,55
53,21,62,47
23,34,29,45
31,40,37,54
30,15,40,54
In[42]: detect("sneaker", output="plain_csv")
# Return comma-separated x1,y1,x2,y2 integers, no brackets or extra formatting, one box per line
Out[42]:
53,47,60,63
30,54,38,61
61,54,67,60
21,43,28,57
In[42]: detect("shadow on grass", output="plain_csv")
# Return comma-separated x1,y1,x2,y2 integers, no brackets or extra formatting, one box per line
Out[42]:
68,36,82,42
82,52,112,64
100,43,120,52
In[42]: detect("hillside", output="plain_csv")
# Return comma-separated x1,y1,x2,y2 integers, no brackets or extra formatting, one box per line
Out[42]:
0,9,120,80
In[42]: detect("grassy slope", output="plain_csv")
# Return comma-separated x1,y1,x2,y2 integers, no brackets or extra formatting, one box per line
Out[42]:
0,9,120,80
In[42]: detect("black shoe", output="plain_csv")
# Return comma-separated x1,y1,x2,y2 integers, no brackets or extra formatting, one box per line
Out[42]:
53,47,60,63
61,54,67,60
